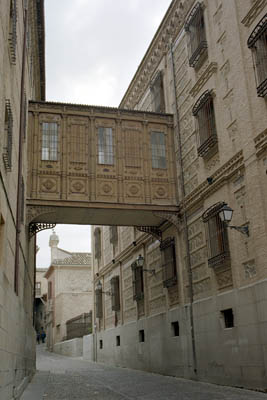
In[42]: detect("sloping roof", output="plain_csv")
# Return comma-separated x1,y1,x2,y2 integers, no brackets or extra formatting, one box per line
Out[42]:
53,252,91,266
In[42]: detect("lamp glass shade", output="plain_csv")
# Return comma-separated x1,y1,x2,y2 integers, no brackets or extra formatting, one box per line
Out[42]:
96,280,102,291
219,205,233,223
136,254,144,267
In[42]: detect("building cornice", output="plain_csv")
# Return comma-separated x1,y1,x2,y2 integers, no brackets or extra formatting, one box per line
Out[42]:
119,0,196,109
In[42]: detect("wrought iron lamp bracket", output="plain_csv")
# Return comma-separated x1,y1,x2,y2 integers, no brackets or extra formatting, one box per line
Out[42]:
228,224,249,237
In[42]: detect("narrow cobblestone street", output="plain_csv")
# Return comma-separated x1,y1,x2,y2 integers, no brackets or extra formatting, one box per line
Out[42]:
20,344,267,400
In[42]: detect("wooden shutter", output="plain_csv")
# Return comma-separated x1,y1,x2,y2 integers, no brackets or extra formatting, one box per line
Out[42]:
160,237,177,288
111,276,120,311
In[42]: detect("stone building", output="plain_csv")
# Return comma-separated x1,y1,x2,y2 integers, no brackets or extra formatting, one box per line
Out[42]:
34,267,48,335
92,0,267,390
0,1,45,398
45,231,92,351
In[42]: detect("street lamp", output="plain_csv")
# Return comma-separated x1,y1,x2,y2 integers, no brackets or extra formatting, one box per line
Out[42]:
135,254,155,276
219,204,249,237
95,280,112,295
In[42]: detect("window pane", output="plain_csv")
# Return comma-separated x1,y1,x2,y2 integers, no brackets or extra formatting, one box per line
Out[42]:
41,122,58,161
151,132,166,169
98,127,114,165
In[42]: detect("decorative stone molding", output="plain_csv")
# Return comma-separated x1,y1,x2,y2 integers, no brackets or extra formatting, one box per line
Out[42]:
153,211,181,230
136,226,162,242
26,206,56,224
120,0,196,109
182,150,244,212
241,0,267,27
254,128,267,157
190,62,218,97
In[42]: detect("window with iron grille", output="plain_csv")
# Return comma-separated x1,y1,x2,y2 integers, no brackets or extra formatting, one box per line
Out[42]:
41,122,58,161
94,227,101,260
23,92,27,140
8,0,17,64
247,14,267,97
35,282,41,297
150,71,165,113
160,237,177,288
192,90,217,158
98,127,114,165
132,263,144,301
95,288,103,318
111,276,120,311
202,202,230,269
109,226,118,245
151,132,167,169
185,2,207,68
3,100,13,171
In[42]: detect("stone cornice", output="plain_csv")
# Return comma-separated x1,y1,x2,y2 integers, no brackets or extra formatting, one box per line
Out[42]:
119,0,196,109
241,0,267,27
182,151,244,212
254,128,267,157
190,62,218,98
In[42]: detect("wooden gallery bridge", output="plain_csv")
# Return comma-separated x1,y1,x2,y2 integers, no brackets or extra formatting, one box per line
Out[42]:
27,101,179,234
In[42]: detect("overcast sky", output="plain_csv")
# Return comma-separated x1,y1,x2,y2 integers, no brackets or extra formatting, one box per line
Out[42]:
36,0,172,268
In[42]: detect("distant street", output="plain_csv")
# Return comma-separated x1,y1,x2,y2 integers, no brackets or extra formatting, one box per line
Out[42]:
20,344,267,400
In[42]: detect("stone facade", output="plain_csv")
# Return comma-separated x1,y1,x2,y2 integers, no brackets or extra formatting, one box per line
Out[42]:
45,231,93,351
92,0,267,391
0,1,44,398
34,267,48,334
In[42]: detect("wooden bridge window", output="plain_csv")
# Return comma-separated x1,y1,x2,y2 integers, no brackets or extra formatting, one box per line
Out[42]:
160,237,177,288
151,132,166,169
125,130,141,167
98,127,114,165
41,122,58,161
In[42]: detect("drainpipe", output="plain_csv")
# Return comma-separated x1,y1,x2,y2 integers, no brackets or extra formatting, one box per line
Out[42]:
170,41,197,376
14,3,28,294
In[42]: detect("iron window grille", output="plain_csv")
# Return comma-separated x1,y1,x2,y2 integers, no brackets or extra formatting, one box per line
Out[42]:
185,2,207,68
41,122,58,161
150,71,165,113
94,228,102,260
98,127,114,165
202,202,230,269
21,177,25,224
160,237,177,288
110,276,120,311
95,288,103,318
124,129,141,168
3,100,13,171
151,131,167,169
8,0,17,65
247,13,267,97
132,262,144,301
192,90,218,158
48,281,52,299
109,226,118,245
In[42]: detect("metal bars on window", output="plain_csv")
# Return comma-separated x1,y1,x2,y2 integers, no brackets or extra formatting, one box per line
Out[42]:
192,91,217,157
69,124,87,163
9,0,17,64
151,132,167,169
21,177,24,223
97,127,114,165
3,100,13,171
41,122,58,161
248,14,267,97
202,202,230,268
95,288,103,318
160,237,177,288
185,2,207,68
132,263,144,301
111,276,120,311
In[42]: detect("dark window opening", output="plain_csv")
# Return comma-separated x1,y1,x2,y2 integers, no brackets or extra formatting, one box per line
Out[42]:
116,336,120,346
151,131,167,169
221,308,234,328
98,127,114,165
99,339,103,349
202,202,230,269
185,2,207,68
111,276,120,311
94,227,102,260
109,226,118,245
150,71,165,113
48,281,52,299
9,0,17,64
132,263,144,301
41,122,58,161
3,100,13,171
160,237,177,288
171,321,180,336
95,288,103,318
248,14,267,97
139,329,145,342
193,90,217,158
